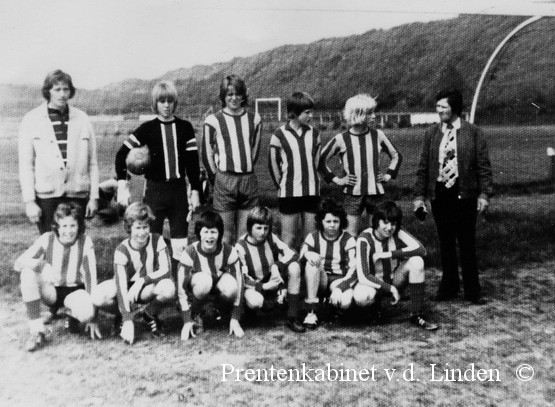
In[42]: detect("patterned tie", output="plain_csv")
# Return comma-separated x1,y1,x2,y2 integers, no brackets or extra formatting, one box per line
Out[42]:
440,124,458,188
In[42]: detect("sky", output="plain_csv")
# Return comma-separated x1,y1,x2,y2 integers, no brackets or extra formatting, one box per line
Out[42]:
1,0,554,89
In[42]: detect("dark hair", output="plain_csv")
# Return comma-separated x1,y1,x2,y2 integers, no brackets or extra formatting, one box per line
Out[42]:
195,210,224,243
436,88,463,117
42,70,76,101
246,206,274,236
123,202,155,233
372,201,403,233
287,92,315,119
219,75,248,108
51,202,85,237
315,198,348,232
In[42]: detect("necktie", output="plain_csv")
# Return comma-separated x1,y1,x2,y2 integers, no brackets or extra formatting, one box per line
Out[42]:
440,124,458,188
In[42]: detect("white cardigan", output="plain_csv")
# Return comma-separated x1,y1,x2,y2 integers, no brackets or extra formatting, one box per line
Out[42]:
18,103,99,203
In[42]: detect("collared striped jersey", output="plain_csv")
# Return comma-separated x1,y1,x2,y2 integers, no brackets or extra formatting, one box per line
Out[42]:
177,241,243,322
319,128,402,196
202,110,262,179
115,117,201,188
269,123,321,198
19,231,97,292
113,233,171,320
48,107,70,165
235,233,297,281
300,231,356,276
356,227,426,292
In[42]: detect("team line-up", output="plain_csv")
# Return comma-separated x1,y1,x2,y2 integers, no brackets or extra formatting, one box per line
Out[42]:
15,70,493,351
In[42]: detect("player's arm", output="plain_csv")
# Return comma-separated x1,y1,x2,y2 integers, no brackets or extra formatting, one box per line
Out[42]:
388,229,427,260
334,239,358,292
13,234,48,272
251,115,262,165
378,130,402,181
273,233,298,266
143,236,171,286
268,135,283,189
355,236,392,292
201,122,217,182
183,125,202,193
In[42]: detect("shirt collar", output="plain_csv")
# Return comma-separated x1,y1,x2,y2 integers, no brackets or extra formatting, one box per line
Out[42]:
442,117,461,132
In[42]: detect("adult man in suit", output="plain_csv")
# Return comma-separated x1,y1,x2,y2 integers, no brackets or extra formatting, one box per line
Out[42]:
413,88,493,305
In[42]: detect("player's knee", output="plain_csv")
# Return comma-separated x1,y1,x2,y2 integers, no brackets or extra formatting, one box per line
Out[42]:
191,273,213,299
407,256,425,283
217,273,238,301
91,280,117,307
244,289,264,309
154,278,176,302
339,290,353,310
353,285,376,307
20,268,42,302
304,263,319,279
65,290,95,323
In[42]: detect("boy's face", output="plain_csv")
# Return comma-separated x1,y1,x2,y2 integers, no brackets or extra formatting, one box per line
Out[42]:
297,109,313,126
157,98,175,119
48,81,71,111
57,216,79,245
250,223,270,244
224,86,244,112
130,220,150,249
322,213,341,239
374,219,396,241
199,227,219,252
436,98,456,123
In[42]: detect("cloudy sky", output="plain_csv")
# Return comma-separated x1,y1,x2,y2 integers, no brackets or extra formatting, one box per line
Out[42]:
1,0,553,89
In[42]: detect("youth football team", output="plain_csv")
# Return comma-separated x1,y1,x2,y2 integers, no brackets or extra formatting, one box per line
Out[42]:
17,72,444,352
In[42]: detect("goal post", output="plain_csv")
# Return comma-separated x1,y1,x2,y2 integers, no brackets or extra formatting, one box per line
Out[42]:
255,98,282,121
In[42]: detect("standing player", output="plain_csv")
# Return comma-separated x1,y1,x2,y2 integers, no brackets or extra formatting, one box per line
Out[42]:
106,203,176,344
236,206,305,333
177,211,245,340
202,75,262,245
14,202,104,352
269,92,321,249
19,69,99,234
300,198,357,329
319,94,401,237
115,81,201,269
355,201,438,330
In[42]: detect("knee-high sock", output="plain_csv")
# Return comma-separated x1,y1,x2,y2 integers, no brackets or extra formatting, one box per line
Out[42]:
288,293,300,319
409,283,425,316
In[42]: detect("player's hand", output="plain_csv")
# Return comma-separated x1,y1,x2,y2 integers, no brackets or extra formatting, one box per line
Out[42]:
120,320,135,344
372,252,388,263
377,173,391,183
413,199,428,221
85,321,103,340
181,322,196,341
229,318,244,338
189,190,200,213
85,198,98,219
117,180,131,207
390,286,401,305
305,252,322,268
25,201,42,224
127,278,145,303
477,198,489,214
334,174,357,187
276,288,287,305
329,288,343,307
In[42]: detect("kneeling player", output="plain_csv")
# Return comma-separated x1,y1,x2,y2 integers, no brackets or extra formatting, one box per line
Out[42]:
102,203,176,344
300,198,357,328
178,211,244,340
14,202,106,352
236,206,305,333
355,201,438,330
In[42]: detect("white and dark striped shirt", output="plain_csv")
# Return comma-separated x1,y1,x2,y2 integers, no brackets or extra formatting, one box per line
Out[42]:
202,110,262,179
320,128,402,196
269,123,321,198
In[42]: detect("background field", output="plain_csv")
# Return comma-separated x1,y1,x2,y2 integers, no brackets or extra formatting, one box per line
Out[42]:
0,120,554,406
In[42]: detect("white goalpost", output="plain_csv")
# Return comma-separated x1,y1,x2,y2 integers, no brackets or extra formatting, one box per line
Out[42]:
255,97,282,120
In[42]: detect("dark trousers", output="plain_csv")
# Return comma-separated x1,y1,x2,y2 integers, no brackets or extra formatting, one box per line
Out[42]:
143,179,189,238
431,181,481,300
36,197,88,235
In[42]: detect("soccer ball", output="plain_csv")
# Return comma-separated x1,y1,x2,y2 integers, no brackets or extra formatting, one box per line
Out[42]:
126,145,150,175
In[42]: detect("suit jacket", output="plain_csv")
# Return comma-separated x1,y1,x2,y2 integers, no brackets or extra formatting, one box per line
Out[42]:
413,120,493,202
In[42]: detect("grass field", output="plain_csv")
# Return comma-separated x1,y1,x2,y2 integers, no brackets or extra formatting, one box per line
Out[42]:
0,120,554,406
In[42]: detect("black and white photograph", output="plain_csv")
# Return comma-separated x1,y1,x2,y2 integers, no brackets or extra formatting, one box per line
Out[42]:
0,0,554,405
